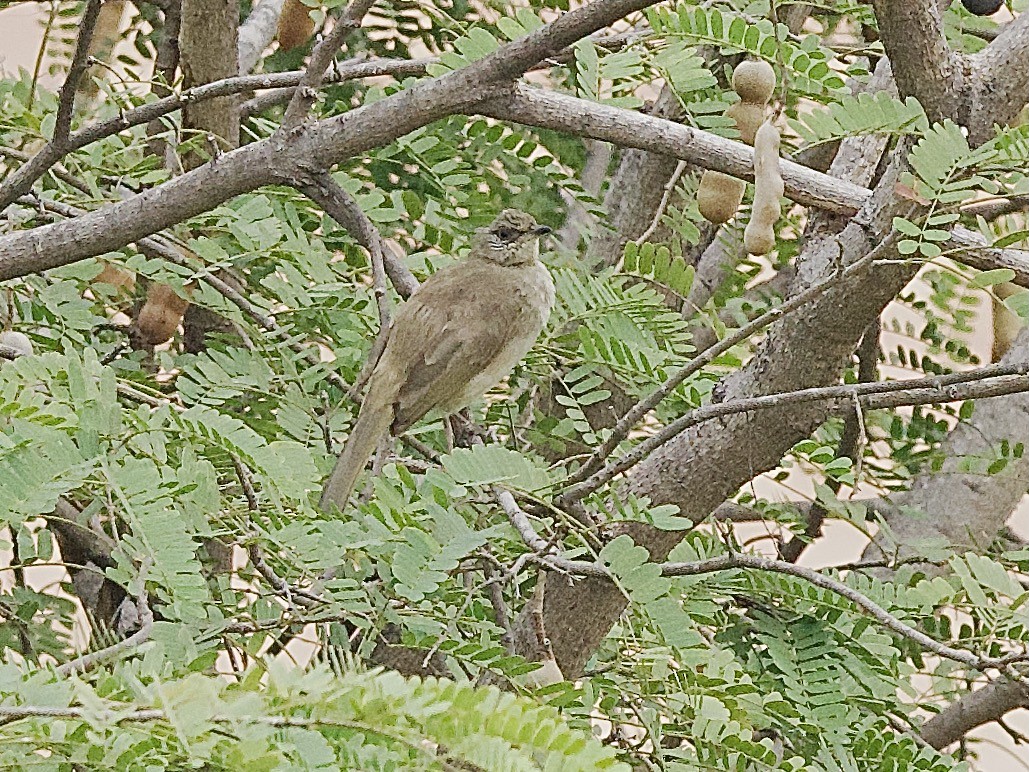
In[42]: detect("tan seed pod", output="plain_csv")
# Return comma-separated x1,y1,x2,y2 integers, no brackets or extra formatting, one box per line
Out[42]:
726,101,766,145
698,171,747,224
278,0,316,51
743,121,784,256
732,60,776,105
137,282,193,345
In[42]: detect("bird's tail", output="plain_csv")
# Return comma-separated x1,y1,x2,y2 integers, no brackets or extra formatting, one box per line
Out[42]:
320,404,391,511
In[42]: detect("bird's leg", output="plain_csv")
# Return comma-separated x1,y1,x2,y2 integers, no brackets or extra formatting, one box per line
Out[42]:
371,435,392,475
444,417,456,452
359,435,393,502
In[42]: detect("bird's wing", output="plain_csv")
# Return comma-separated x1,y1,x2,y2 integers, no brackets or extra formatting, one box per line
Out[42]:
372,263,522,434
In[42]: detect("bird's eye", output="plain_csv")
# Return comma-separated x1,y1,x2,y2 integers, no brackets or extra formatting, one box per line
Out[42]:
494,227,517,242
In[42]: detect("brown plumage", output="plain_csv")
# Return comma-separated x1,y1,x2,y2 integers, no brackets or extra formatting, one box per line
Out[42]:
320,210,553,510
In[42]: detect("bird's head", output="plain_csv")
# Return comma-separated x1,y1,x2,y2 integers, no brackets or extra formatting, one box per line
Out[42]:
471,209,551,266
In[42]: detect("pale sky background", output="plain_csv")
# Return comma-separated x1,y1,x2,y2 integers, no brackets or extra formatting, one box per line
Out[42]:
1,5,1027,767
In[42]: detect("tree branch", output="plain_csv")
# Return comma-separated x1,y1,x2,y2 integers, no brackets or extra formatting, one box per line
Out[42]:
0,0,102,211
870,0,962,126
564,360,1029,504
238,0,287,74
480,85,869,216
920,677,1029,749
296,172,408,403
501,492,1029,674
0,0,669,277
970,9,1029,144
279,0,378,130
54,0,103,144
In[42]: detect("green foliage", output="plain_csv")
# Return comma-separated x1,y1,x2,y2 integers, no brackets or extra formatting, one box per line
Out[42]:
1,1,1026,769
646,4,849,96
789,93,929,146
0,665,627,770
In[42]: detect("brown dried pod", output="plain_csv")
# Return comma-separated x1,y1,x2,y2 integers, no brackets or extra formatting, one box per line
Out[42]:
95,261,137,294
697,60,776,225
698,171,746,224
137,282,193,345
726,101,766,145
278,0,316,51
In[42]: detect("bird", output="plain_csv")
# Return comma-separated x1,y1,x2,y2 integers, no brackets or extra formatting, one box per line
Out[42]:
320,209,554,510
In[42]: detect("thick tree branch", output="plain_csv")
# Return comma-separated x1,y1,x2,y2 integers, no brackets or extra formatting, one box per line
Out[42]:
481,85,868,216
179,0,242,164
564,233,897,490
5,77,1029,289
970,10,1029,144
920,677,1029,749
0,0,667,277
870,0,962,126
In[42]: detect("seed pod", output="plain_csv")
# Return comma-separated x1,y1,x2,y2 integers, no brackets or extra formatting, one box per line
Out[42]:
698,59,776,225
95,261,137,294
992,282,1023,362
743,121,784,256
726,102,766,145
698,171,746,224
278,0,316,51
137,283,193,345
731,60,776,105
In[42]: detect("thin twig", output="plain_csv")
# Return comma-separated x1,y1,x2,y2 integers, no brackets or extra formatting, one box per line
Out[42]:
231,454,323,609
779,319,878,562
299,173,418,299
0,146,90,194
634,160,687,246
484,561,514,654
296,172,404,400
53,0,103,145
279,0,379,131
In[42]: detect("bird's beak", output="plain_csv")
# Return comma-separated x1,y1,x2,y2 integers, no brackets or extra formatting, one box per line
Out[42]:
533,225,552,236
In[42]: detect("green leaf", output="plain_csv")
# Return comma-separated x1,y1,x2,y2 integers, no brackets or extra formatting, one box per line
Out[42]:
442,445,553,492
971,268,1016,288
